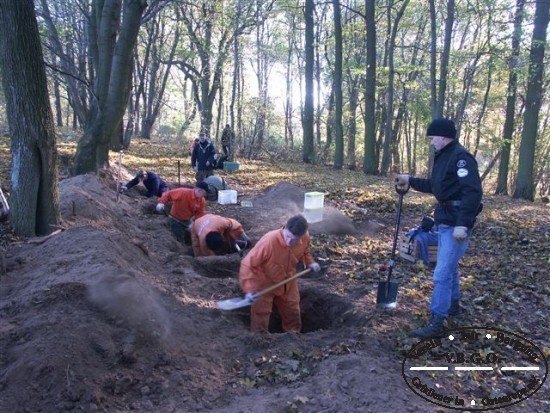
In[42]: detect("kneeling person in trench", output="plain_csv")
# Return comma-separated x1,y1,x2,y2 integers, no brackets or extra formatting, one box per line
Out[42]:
191,214,251,257
156,182,209,245
239,215,321,333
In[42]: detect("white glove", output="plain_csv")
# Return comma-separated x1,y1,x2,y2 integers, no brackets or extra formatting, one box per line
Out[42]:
155,203,165,213
119,185,127,193
453,226,468,241
395,174,410,187
245,293,257,303
308,262,321,272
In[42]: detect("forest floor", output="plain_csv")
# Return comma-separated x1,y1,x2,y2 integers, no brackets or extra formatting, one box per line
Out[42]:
0,137,548,412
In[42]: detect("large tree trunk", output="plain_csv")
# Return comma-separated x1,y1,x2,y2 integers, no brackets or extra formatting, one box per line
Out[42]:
73,0,147,175
363,0,377,174
302,0,315,163
496,0,524,195
513,0,550,200
0,0,60,236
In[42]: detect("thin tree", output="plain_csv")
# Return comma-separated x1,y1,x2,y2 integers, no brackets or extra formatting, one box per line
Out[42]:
496,0,524,195
0,0,60,236
363,0,377,174
333,0,344,169
514,0,550,200
302,0,315,163
437,0,454,118
380,0,410,176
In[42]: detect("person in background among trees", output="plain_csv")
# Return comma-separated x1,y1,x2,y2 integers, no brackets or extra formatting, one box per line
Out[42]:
156,182,209,245
191,131,217,182
191,213,251,257
120,170,168,198
220,124,235,161
239,215,321,333
395,118,483,338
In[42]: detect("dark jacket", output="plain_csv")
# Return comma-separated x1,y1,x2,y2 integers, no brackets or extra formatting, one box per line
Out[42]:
409,141,482,228
191,140,217,171
125,171,168,197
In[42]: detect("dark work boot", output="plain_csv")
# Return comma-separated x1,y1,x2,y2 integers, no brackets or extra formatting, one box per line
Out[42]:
410,314,446,338
448,300,463,317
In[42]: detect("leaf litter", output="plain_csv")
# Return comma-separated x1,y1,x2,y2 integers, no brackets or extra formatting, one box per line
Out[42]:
0,137,548,412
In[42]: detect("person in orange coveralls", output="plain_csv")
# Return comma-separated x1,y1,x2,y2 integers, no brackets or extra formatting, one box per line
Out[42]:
191,213,251,257
156,182,209,245
239,215,321,333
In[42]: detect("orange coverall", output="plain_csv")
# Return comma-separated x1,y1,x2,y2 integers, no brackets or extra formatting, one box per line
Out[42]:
158,187,206,222
191,214,245,257
239,227,314,333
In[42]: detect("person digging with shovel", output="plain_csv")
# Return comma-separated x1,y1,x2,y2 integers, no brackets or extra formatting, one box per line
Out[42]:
239,215,321,333
395,118,482,338
191,213,251,257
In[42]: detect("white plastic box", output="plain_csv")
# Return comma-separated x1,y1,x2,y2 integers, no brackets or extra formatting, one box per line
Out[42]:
304,192,324,223
218,189,237,204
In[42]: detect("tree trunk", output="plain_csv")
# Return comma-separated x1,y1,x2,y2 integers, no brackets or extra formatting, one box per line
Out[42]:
496,0,524,195
363,0,377,174
428,0,438,118
347,73,358,170
513,0,549,200
380,0,410,176
302,0,315,163
284,17,296,149
0,0,60,236
437,0,454,118
73,0,147,174
332,0,344,170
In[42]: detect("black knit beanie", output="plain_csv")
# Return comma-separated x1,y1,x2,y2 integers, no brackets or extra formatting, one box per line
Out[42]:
426,118,457,140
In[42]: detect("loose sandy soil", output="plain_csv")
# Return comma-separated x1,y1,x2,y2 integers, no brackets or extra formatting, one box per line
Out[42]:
0,167,547,412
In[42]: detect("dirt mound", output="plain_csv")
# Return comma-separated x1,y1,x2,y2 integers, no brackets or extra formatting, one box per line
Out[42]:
246,181,356,236
2,173,506,413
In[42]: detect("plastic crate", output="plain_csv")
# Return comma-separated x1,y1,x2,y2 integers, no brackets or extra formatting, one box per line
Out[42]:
218,189,237,204
398,235,438,263
304,208,323,223
304,192,324,209
223,161,240,172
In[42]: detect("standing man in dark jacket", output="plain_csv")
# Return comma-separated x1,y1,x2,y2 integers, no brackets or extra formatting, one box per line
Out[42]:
395,118,482,338
191,131,217,182
121,170,168,198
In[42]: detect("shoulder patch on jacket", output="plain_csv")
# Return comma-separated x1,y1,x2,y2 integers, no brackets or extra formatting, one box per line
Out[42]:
457,159,467,168
457,168,468,178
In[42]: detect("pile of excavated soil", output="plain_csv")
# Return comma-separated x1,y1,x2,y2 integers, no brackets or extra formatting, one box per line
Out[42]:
2,172,544,412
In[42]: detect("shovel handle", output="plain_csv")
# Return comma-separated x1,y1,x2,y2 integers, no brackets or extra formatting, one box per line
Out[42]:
252,268,312,299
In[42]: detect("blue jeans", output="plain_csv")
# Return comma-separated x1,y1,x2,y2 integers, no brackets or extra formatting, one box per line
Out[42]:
430,225,471,317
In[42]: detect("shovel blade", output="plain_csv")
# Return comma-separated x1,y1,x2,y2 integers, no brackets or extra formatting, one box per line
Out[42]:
376,281,399,309
216,297,252,311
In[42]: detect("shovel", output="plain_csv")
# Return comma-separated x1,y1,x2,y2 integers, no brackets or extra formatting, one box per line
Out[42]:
217,268,311,310
376,184,409,309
